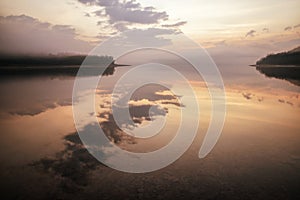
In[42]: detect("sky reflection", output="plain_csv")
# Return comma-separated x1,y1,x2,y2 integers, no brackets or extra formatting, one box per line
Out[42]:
0,55,299,198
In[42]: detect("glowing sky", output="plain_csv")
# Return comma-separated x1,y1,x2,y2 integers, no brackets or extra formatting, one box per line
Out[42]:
0,0,299,54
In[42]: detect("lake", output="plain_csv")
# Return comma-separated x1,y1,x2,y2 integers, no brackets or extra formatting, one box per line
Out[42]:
0,59,299,199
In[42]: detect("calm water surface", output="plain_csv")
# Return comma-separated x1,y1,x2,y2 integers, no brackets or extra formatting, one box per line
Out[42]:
0,60,299,199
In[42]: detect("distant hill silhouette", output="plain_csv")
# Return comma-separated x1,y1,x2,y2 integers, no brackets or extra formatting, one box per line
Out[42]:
255,47,300,86
0,54,130,78
256,46,300,65
0,54,114,66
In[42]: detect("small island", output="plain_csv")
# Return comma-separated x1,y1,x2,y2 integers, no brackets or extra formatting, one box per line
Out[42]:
254,46,300,86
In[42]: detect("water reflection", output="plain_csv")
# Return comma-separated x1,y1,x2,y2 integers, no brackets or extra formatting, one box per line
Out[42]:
0,64,121,116
0,60,300,199
0,64,116,78
31,132,102,190
0,77,74,117
256,65,300,86
29,83,184,194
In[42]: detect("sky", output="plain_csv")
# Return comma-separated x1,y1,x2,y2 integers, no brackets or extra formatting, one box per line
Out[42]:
0,0,299,57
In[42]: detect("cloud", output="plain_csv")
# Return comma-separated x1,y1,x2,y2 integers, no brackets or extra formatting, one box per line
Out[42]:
144,6,155,11
215,40,226,46
0,14,51,28
78,0,169,31
162,21,187,28
245,30,256,37
121,28,177,46
113,22,129,31
0,15,93,55
93,9,105,17
78,0,97,5
257,96,264,102
97,84,181,129
278,99,294,106
242,92,252,100
294,24,300,29
95,27,178,56
207,36,300,69
105,5,168,24
52,25,76,35
262,28,269,33
284,26,292,31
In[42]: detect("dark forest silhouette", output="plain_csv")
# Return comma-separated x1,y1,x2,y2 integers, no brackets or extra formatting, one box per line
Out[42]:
0,55,114,66
0,54,129,77
256,46,300,65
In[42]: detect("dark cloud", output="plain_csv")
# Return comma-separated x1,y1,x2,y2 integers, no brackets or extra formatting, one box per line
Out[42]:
284,26,292,31
97,84,181,128
123,0,141,9
262,28,269,33
278,99,294,106
93,9,106,17
0,14,51,28
245,30,256,37
242,92,252,100
0,15,92,54
99,87,173,125
97,20,105,26
113,22,129,31
106,6,168,24
257,97,264,102
162,21,187,28
144,6,155,11
78,0,97,5
84,12,91,17
78,0,169,31
129,84,181,104
129,104,166,123
31,129,109,190
294,24,300,29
